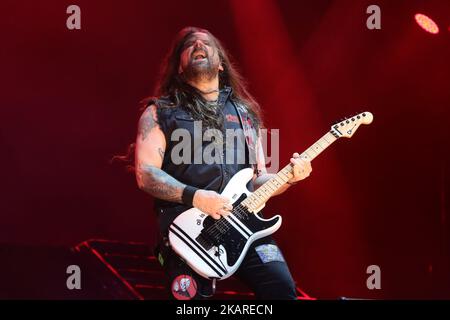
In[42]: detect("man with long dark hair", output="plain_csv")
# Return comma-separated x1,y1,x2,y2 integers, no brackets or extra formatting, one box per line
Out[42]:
134,27,312,299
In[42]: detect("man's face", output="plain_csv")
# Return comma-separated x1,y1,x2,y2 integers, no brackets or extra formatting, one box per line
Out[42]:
178,32,223,81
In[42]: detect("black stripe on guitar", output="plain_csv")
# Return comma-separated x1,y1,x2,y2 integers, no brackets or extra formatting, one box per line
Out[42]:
171,223,228,274
228,214,252,238
170,223,228,275
168,227,224,278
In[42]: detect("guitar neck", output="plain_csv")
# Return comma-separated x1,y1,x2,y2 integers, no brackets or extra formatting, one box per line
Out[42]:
242,131,338,212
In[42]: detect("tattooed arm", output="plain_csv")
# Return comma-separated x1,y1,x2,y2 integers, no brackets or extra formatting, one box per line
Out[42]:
135,104,185,203
135,104,232,218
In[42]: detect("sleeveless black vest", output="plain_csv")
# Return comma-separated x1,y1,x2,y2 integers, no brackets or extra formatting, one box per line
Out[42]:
152,87,258,232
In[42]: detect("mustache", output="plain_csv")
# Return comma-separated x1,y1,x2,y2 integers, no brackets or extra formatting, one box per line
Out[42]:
191,47,208,59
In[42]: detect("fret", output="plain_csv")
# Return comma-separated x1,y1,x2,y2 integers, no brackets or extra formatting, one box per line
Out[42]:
307,148,318,157
266,181,277,192
272,175,284,186
252,188,266,203
323,134,331,144
261,186,271,197
268,180,278,191
317,139,327,149
245,194,257,206
254,189,264,199
313,143,322,152
264,182,274,193
247,195,256,205
250,193,262,204
324,133,336,145
242,130,339,212
283,166,293,176
277,173,289,183
311,145,321,156
305,150,314,159
279,170,290,181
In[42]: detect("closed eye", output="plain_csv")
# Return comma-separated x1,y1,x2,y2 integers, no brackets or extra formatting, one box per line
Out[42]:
184,40,210,49
183,41,194,49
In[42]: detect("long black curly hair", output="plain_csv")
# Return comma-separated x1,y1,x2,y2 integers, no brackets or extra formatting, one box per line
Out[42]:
114,26,262,170
146,26,262,130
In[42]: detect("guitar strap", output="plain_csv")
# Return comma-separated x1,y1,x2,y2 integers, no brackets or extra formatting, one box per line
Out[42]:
231,100,258,172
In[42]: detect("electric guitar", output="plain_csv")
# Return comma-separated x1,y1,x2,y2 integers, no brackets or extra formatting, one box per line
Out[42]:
169,111,373,280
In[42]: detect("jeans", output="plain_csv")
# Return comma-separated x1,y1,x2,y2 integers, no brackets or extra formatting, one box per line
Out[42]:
162,236,298,300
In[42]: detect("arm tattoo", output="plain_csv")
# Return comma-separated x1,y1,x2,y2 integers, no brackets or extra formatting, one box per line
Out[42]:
137,163,186,204
139,107,158,141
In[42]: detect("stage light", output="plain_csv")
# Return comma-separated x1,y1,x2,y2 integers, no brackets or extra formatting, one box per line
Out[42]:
414,13,439,34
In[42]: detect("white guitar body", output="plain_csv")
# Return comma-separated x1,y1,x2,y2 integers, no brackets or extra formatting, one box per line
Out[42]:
168,168,281,280
168,111,373,281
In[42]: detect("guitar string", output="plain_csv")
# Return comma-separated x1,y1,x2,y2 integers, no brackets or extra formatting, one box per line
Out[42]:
203,178,287,240
203,204,246,239
201,133,335,240
202,166,295,239
197,132,341,242
206,184,280,237
203,203,253,239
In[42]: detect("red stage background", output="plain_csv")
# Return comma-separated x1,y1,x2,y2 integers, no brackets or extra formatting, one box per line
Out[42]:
1,0,449,299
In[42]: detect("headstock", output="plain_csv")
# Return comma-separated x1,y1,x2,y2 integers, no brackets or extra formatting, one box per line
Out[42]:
330,112,373,138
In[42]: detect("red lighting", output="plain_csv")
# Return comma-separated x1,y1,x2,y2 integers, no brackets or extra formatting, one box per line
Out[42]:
415,13,439,34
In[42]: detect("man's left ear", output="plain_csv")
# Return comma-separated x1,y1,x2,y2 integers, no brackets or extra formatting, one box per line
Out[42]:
218,63,224,72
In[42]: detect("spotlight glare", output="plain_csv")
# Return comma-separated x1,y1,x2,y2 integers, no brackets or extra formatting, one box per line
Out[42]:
415,13,439,34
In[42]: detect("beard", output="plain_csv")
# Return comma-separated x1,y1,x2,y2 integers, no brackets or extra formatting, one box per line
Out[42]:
182,54,219,82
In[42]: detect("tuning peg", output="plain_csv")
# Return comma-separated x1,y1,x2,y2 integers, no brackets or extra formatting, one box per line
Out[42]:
332,120,340,126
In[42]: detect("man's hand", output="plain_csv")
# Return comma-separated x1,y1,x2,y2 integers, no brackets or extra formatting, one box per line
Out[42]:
193,190,233,220
288,152,312,184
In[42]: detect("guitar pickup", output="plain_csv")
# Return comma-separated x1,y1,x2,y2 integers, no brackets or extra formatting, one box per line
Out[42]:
196,234,213,251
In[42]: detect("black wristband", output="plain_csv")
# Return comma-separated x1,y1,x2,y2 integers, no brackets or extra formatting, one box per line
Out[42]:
182,186,199,207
